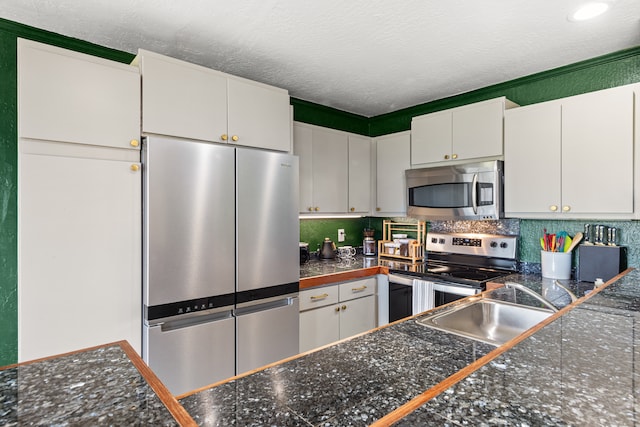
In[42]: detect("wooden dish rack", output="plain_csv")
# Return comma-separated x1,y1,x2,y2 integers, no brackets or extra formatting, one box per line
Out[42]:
377,220,427,264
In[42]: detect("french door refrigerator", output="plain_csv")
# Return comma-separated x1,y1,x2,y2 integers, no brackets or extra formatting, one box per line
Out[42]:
142,134,299,396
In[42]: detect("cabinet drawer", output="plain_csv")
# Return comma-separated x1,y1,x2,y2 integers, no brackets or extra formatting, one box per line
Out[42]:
300,285,339,311
339,278,376,302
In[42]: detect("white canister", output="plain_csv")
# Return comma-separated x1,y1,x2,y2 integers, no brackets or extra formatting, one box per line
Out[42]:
540,250,571,280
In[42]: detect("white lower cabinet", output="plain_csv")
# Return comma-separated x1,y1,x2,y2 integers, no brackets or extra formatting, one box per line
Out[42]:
299,277,376,353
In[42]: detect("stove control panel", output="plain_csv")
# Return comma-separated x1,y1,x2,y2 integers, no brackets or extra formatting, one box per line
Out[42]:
427,232,517,259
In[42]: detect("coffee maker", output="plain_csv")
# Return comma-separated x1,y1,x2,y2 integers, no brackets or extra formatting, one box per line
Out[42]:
363,228,376,256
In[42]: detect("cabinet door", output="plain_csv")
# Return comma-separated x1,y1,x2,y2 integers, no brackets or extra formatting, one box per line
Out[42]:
299,305,340,353
18,143,141,361
562,86,633,214
348,135,372,213
18,39,140,150
452,98,504,160
293,124,314,213
311,127,348,213
339,296,376,339
504,101,562,215
139,51,228,143
375,132,410,215
228,78,291,152
411,111,451,165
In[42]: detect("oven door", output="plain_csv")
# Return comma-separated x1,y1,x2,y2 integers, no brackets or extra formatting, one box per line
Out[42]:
405,160,503,221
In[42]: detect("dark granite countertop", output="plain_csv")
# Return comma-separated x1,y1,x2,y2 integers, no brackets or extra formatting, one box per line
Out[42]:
300,254,379,279
180,270,638,426
0,341,194,426
5,268,636,426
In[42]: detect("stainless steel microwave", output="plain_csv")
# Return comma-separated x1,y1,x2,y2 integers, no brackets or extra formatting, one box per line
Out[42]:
406,160,504,221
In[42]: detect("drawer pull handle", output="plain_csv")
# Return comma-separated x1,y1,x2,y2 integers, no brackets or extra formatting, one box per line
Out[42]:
352,286,367,292
310,293,329,301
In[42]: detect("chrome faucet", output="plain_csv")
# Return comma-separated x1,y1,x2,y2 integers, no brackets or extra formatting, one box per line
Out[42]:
504,282,560,312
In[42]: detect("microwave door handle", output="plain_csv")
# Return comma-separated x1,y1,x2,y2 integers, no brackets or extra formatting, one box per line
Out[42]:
471,173,478,214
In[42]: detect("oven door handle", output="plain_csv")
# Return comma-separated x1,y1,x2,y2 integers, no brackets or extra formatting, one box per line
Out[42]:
432,283,479,297
471,173,478,214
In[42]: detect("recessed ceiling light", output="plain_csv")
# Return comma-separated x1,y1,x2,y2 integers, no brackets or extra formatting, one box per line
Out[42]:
569,2,611,21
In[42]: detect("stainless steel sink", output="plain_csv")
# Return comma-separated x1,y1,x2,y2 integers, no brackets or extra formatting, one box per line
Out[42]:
416,298,554,346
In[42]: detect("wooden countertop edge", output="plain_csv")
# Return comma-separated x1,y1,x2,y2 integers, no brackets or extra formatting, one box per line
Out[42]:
299,266,386,289
371,268,634,426
119,341,197,426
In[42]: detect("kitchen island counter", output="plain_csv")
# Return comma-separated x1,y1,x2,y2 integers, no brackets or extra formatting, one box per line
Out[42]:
180,269,637,426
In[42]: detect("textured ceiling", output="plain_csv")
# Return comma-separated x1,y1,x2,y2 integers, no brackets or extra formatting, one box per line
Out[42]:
2,0,640,117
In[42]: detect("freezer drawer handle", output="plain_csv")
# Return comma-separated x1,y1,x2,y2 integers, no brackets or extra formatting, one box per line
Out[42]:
235,297,295,316
158,310,233,332
310,293,329,301
351,285,367,292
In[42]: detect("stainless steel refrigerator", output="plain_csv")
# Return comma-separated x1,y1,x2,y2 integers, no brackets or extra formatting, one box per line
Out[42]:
142,134,299,396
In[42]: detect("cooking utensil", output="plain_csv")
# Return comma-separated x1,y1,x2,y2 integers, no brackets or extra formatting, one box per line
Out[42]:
566,232,583,252
320,237,337,259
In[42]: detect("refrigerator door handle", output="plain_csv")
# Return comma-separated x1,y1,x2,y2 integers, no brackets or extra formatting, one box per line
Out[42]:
157,309,234,332
234,296,297,317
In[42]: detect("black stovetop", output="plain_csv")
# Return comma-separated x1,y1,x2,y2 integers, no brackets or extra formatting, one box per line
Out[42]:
382,258,516,288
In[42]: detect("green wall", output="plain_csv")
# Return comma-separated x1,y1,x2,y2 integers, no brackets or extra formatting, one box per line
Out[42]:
1,15,639,366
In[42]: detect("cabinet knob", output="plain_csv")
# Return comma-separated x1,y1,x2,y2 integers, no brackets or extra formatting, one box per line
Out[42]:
341,305,347,311
130,164,140,172
231,135,239,142
350,207,355,212
376,207,381,212
314,207,320,212
549,205,558,212
562,205,571,212
308,207,313,212
335,307,340,312
221,134,228,141
130,139,139,147
452,154,458,159
444,154,450,160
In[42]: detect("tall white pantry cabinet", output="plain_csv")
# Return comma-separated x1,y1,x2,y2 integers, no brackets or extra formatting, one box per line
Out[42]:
17,39,142,361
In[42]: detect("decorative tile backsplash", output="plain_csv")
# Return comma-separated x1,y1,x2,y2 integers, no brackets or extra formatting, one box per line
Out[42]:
300,217,640,269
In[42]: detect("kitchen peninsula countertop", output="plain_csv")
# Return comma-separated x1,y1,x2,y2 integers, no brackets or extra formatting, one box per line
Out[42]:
179,269,638,426
0,341,193,426
5,268,637,426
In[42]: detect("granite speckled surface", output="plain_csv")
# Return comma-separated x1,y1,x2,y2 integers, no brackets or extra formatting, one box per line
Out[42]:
300,254,379,279
0,344,179,426
180,316,496,426
399,269,640,426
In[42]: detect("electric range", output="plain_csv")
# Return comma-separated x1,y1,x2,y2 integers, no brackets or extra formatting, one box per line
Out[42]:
384,232,518,321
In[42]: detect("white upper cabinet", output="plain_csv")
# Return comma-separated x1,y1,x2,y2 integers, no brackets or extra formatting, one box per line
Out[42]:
504,101,562,215
227,77,291,151
18,39,140,150
134,49,290,152
293,122,371,215
374,131,410,216
411,97,515,166
348,135,372,213
135,50,227,144
310,127,348,213
505,84,637,219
